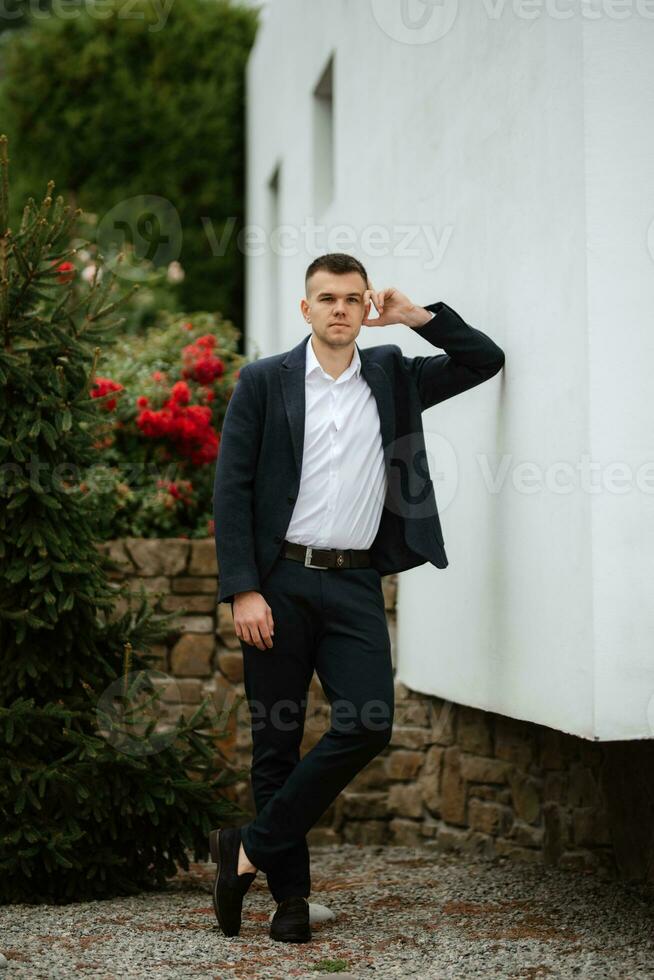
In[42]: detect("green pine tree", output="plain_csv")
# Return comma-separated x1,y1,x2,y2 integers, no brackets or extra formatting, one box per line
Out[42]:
0,135,245,904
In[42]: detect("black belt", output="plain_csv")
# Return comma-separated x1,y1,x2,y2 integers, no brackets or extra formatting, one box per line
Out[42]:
282,540,371,569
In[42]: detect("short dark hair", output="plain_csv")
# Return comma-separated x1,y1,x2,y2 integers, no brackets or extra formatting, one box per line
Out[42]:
305,253,369,297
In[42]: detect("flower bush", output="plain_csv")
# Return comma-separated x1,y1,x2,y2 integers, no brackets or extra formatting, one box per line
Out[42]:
85,311,246,539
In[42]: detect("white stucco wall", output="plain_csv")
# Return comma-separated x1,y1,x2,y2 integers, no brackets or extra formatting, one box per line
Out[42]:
244,0,654,740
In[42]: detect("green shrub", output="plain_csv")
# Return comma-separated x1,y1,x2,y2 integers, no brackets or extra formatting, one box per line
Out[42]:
0,140,246,904
0,0,258,329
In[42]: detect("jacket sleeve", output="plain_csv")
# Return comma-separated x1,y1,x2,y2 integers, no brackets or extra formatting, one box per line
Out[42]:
212,365,262,604
402,301,505,411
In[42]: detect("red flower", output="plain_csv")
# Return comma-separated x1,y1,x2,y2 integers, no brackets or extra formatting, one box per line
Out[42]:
91,377,123,412
136,395,149,408
160,479,194,506
169,380,191,406
54,260,75,284
136,395,219,466
181,335,224,385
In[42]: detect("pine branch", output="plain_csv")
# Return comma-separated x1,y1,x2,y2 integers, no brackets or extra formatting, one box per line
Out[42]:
0,135,9,236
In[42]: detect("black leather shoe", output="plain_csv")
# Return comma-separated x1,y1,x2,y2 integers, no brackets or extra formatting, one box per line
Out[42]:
209,827,256,937
270,896,312,943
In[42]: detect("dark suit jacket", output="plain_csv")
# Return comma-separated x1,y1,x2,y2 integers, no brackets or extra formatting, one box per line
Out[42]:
213,300,505,604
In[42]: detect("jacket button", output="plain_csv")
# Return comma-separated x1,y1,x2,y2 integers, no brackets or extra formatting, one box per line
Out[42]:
273,535,282,543
287,496,295,504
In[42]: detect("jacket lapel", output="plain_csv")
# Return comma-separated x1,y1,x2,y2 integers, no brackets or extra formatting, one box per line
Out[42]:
280,334,396,479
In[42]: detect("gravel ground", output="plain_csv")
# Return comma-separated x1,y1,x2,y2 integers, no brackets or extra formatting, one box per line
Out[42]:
1,844,653,979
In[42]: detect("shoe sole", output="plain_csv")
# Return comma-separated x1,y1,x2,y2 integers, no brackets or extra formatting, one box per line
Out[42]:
270,929,312,943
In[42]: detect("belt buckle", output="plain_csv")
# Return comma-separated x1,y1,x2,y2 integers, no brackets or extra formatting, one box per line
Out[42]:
304,546,329,569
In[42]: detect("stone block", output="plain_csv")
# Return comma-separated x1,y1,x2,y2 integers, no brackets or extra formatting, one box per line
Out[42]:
389,818,423,846
420,815,441,839
539,727,571,770
427,697,456,746
494,839,544,864
436,825,473,853
393,680,413,701
579,739,602,768
573,806,611,846
559,850,602,873
350,756,390,791
103,539,135,577
390,726,432,749
460,754,508,784
509,819,546,848
507,770,542,825
307,827,341,846
342,820,389,845
173,615,214,634
468,798,512,836
468,785,502,802
336,791,389,821
150,677,178,703
393,701,430,727
543,771,568,803
188,539,218,575
457,705,492,755
440,746,467,826
384,750,424,782
417,745,444,814
162,594,216,614
494,716,536,767
170,634,214,676
388,782,423,818
568,763,600,807
126,537,189,576
140,643,167,671
126,575,169,597
173,576,218,594
217,602,240,650
153,677,203,704
211,673,242,714
543,801,566,864
217,651,243,684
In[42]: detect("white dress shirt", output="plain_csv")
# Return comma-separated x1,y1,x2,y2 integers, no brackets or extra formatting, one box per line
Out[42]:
285,311,436,550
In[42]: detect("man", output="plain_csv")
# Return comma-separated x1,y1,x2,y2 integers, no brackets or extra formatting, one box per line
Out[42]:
210,253,505,942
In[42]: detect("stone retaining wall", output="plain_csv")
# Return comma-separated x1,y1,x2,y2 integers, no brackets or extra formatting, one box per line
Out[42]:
99,537,641,882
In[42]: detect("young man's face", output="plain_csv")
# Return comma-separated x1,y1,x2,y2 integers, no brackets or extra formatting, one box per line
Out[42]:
301,270,370,348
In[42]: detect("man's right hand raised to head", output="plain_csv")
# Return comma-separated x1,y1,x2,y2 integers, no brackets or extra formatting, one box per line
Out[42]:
232,591,275,650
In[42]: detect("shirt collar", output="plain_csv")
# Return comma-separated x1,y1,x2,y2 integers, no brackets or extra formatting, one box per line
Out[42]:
305,334,361,382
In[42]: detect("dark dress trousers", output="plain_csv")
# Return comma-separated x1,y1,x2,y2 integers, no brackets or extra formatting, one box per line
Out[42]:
212,300,505,901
